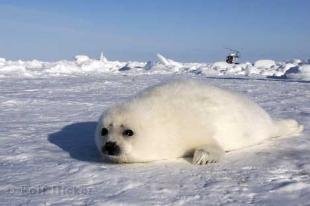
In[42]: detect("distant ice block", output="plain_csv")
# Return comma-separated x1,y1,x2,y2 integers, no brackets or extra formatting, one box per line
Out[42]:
156,54,183,67
75,55,90,65
144,61,154,70
254,60,276,69
284,64,310,81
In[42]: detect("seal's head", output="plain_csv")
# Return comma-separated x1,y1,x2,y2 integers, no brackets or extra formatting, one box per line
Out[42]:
95,105,132,163
95,101,172,163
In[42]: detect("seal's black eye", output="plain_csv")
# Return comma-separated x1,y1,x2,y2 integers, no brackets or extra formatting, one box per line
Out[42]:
123,129,134,137
101,128,108,136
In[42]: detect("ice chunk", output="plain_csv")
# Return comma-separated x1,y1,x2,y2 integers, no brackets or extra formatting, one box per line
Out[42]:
254,60,276,69
284,64,310,81
156,54,183,67
75,55,91,65
144,61,154,70
100,52,108,63
287,58,303,65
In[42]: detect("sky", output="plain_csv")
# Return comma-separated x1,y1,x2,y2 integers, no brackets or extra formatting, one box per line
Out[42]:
0,0,309,62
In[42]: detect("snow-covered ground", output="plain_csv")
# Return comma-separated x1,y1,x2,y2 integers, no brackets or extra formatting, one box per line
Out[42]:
0,58,309,205
0,54,309,81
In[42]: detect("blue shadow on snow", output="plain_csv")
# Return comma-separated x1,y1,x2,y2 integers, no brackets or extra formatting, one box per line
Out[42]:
48,121,102,162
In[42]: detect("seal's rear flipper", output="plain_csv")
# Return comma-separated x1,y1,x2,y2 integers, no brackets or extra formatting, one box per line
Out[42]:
274,119,303,138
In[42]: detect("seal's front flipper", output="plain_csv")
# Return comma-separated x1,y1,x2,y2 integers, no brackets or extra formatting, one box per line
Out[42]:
192,143,224,165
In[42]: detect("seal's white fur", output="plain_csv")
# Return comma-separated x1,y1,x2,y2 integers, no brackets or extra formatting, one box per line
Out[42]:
95,80,303,164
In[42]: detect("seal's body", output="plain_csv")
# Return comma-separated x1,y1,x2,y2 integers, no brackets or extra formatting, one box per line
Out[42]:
95,80,303,164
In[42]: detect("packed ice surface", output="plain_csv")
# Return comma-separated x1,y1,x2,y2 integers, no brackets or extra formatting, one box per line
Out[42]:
0,72,309,205
0,54,309,80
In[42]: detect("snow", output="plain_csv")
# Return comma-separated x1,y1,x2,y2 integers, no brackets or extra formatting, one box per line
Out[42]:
283,65,310,81
75,55,91,65
254,59,276,69
287,58,303,65
1,54,309,81
156,53,183,68
0,71,309,205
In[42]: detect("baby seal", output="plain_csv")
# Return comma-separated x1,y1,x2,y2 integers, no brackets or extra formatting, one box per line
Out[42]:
95,80,303,165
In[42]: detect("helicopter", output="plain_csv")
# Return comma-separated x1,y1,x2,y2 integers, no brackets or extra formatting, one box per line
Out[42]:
225,48,240,64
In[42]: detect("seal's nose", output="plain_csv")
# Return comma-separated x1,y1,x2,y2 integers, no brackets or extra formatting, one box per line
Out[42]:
102,141,121,156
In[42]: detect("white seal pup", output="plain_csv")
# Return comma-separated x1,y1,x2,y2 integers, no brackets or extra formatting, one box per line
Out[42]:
95,80,303,165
